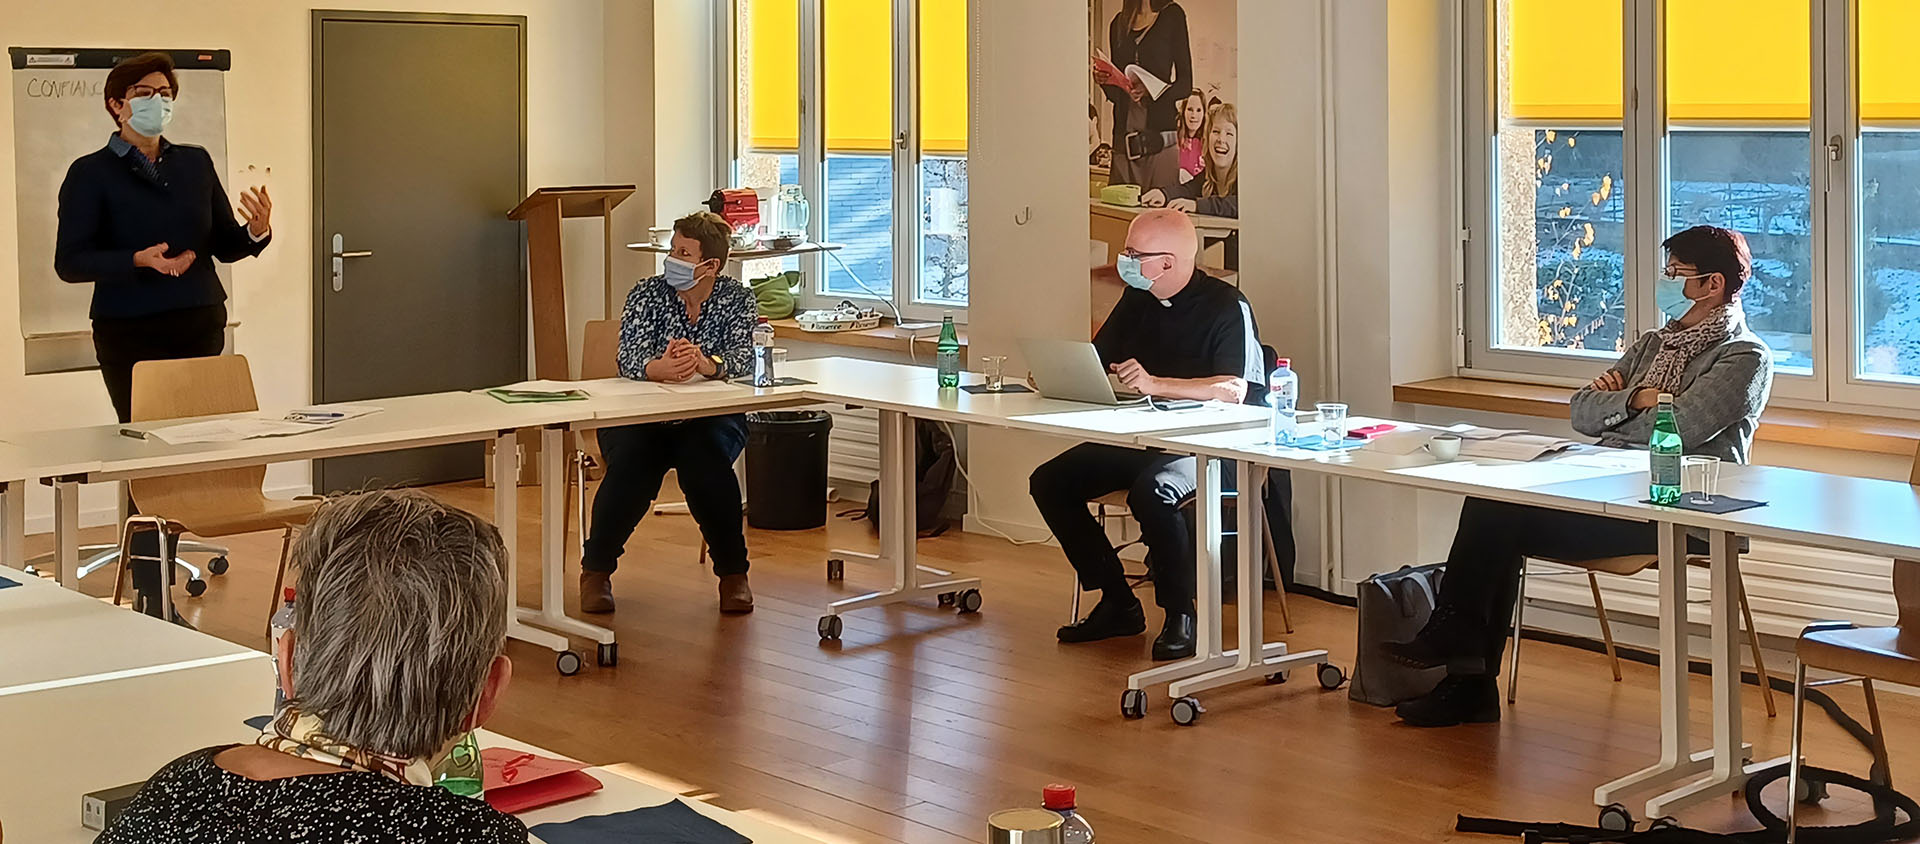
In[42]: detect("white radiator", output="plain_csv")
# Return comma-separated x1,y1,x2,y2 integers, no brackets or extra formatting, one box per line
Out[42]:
825,405,881,494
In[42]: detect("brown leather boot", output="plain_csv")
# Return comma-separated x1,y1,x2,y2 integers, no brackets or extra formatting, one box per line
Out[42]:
717,573,754,614
579,570,615,614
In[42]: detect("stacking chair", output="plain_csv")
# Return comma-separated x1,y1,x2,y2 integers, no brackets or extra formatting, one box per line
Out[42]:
1514,547,1776,716
1784,459,1920,840
113,355,318,633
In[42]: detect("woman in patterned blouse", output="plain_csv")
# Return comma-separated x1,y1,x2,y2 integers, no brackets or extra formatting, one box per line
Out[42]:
579,211,760,616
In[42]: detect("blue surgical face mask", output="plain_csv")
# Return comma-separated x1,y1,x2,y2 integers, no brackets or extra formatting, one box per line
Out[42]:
126,94,174,138
1655,274,1697,322
663,257,701,291
1116,254,1157,291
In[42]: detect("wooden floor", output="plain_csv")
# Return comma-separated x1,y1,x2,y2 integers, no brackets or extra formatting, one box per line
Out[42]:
35,481,1920,843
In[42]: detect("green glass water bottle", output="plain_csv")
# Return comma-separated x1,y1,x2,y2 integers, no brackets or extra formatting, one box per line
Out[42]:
936,313,961,388
1649,392,1682,505
434,731,484,798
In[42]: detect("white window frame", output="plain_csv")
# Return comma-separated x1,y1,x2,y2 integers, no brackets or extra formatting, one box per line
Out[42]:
1462,0,1920,412
720,0,967,322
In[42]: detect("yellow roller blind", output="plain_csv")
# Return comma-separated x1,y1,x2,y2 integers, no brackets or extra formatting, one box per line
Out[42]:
1862,0,1920,123
1506,0,1623,121
1667,0,1807,122
747,0,969,154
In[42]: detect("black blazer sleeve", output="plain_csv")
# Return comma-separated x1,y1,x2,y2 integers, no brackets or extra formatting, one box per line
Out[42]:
54,157,134,283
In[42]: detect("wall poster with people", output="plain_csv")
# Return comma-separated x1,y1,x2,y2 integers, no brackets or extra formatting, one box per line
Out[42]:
1089,0,1239,269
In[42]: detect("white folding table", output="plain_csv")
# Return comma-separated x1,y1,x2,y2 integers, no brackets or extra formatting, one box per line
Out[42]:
783,357,1271,642
1145,422,1653,725
1593,465,1920,819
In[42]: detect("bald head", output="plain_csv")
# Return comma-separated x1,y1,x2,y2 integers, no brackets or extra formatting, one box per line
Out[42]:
1122,209,1200,299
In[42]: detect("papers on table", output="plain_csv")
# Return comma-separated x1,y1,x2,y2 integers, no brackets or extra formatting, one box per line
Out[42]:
571,377,665,397
657,380,751,395
1009,402,1257,436
1457,432,1579,461
282,404,381,424
1364,428,1439,456
146,418,324,445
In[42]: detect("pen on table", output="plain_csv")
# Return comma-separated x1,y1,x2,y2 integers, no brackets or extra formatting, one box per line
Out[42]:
288,411,346,421
119,428,148,440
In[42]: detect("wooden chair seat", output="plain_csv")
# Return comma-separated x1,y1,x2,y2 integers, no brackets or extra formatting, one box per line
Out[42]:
168,498,319,538
1093,490,1131,509
1538,554,1659,577
1799,627,1920,686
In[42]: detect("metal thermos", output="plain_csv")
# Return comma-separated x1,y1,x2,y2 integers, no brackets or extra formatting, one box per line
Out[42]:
988,808,1064,844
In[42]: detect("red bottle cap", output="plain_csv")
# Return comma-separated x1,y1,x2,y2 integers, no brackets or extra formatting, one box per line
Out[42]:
1042,784,1076,810
282,587,296,603
1274,358,1290,368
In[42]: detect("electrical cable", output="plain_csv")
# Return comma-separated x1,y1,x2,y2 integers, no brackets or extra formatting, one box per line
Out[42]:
936,420,1054,546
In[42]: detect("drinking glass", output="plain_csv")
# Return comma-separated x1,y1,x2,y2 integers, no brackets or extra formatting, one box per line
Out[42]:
1683,455,1721,505
772,348,789,366
982,355,1008,391
1315,402,1349,444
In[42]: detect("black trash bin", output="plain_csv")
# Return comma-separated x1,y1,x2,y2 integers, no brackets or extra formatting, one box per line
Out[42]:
745,410,834,530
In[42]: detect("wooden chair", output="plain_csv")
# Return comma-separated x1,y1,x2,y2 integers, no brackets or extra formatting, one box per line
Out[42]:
112,355,318,633
569,320,709,567
1514,550,1777,716
1784,454,1920,840
1070,485,1295,634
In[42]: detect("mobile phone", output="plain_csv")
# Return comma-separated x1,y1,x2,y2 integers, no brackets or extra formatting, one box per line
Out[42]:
1345,423,1397,440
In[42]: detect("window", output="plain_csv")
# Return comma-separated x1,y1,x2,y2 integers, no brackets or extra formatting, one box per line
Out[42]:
1465,0,1920,408
731,0,969,316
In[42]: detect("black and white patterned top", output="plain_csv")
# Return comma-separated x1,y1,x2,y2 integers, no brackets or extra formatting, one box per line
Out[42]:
616,274,756,382
94,745,527,844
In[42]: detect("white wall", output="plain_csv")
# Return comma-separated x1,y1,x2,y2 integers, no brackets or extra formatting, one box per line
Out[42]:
0,0,624,532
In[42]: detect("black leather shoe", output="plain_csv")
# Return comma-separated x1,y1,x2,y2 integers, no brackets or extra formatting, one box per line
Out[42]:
1383,606,1477,669
1057,595,1147,643
1395,674,1501,727
1150,612,1197,661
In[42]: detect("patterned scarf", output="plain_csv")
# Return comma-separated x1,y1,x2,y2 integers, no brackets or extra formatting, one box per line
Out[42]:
1638,303,1743,394
257,707,441,787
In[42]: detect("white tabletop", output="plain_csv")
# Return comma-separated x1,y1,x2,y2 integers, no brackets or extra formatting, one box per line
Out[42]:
1153,422,1654,516
573,382,816,430
0,392,583,484
787,357,1271,446
0,566,265,695
1604,463,1920,560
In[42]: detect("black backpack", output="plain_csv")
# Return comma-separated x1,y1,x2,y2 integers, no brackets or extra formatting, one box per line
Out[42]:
859,419,957,536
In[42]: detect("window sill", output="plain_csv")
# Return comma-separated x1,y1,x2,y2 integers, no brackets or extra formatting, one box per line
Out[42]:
1394,377,1920,457
769,318,966,361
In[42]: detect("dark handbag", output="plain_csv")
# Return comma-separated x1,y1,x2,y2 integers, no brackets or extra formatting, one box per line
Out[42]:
861,419,956,536
1349,563,1448,706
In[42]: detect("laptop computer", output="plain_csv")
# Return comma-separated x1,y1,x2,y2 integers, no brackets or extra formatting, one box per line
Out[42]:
1018,338,1145,406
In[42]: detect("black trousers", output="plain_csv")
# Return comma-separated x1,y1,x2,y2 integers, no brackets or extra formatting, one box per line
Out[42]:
583,415,750,577
1030,444,1207,614
1437,498,1664,675
92,304,226,615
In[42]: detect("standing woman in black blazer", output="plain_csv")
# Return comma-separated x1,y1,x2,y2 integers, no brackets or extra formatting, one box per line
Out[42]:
53,52,271,619
55,51,272,425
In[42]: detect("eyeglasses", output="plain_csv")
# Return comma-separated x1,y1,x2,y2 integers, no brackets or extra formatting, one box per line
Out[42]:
1119,248,1174,260
125,85,175,101
1661,267,1713,281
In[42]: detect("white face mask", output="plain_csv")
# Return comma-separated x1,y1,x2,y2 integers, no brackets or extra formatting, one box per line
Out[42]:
126,94,174,137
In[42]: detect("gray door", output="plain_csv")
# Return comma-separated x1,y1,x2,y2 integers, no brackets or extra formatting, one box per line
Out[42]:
312,12,526,494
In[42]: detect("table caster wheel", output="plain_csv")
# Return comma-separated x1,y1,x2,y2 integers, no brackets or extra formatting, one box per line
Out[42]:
1648,817,1679,832
956,589,983,614
1795,772,1829,805
185,578,207,597
597,642,618,667
1317,663,1347,690
556,651,583,676
1266,671,1289,685
937,592,956,607
826,558,845,581
207,556,229,575
1120,689,1148,720
1596,803,1634,832
1171,696,1204,726
818,615,843,641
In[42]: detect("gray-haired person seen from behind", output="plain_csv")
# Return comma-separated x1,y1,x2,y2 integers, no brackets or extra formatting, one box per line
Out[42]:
95,490,526,843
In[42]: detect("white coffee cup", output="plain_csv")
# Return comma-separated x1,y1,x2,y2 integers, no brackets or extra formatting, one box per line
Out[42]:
1425,434,1462,461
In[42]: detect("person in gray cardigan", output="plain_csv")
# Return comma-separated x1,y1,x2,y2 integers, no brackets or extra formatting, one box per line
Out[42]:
1384,225,1774,727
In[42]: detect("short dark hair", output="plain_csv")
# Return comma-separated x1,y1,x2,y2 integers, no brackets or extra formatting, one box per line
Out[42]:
103,52,178,124
1661,225,1752,297
674,211,733,265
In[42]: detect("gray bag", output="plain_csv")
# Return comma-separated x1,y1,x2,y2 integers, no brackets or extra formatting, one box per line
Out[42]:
1349,563,1448,706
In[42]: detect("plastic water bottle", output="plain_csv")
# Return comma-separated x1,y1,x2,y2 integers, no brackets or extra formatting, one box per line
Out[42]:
434,731,485,798
1649,392,1682,504
936,313,961,388
1267,358,1299,445
268,587,295,712
1043,784,1094,843
752,317,776,387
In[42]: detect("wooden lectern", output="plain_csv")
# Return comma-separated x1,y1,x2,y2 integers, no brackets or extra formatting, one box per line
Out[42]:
508,185,636,380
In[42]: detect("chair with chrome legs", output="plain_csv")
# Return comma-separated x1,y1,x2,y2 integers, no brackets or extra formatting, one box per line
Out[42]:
112,355,318,633
1784,563,1918,839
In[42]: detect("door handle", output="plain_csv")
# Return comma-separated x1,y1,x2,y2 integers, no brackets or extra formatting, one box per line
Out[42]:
330,233,373,292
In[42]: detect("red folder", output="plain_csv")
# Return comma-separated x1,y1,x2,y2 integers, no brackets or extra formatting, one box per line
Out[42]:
481,748,604,814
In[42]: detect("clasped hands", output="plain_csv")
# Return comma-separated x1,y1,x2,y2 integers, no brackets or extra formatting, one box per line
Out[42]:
646,337,718,383
1590,370,1664,411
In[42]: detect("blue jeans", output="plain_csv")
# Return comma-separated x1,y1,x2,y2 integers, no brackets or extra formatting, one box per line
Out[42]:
583,415,749,577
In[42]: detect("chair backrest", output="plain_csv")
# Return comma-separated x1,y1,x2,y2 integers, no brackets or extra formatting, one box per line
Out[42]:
581,320,620,381
1896,558,1917,633
129,355,266,516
